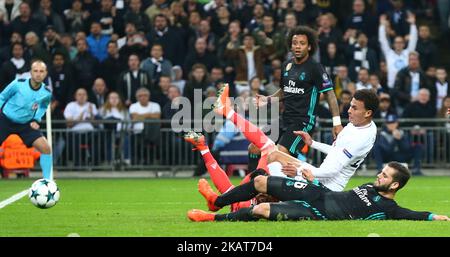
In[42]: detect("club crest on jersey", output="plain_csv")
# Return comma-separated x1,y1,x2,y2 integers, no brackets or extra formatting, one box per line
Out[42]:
32,103,39,110
299,72,306,81
286,63,292,71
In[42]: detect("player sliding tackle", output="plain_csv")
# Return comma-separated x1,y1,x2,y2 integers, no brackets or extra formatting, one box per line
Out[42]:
187,162,450,222
212,84,378,192
0,60,53,180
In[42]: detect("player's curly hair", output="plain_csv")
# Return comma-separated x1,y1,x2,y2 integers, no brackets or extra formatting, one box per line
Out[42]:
287,26,318,55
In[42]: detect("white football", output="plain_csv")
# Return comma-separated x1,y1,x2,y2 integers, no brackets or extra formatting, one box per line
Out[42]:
28,179,60,209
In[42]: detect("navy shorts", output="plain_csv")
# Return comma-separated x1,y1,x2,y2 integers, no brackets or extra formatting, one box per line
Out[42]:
0,113,43,147
277,120,314,156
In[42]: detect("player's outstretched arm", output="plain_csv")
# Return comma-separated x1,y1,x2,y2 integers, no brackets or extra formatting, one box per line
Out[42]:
432,215,450,221
324,90,343,139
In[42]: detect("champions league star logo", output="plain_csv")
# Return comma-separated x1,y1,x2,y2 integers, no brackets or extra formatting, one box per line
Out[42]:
32,103,39,110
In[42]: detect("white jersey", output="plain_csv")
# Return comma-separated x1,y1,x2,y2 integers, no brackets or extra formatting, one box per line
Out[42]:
378,24,417,88
308,121,377,191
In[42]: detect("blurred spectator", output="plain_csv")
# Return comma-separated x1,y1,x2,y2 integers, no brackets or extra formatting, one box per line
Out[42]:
161,85,181,120
292,0,320,27
369,73,386,94
184,37,219,75
10,2,45,38
393,51,433,114
344,0,377,42
403,88,436,125
317,13,343,61
184,0,204,18
33,0,65,34
123,0,151,33
63,0,89,36
437,0,450,41
253,13,285,69
338,89,352,119
433,67,449,111
377,60,389,91
41,25,68,63
378,12,417,89
188,19,217,54
321,42,346,79
437,95,450,118
249,76,266,97
183,63,209,105
86,21,111,62
244,2,264,33
333,65,355,97
141,43,173,86
167,1,188,31
145,0,169,21
224,33,274,91
72,38,99,90
372,114,423,175
98,40,126,92
117,23,148,60
217,20,242,80
91,0,123,37
171,65,186,95
147,13,185,66
64,87,99,166
23,31,47,61
265,64,281,96
152,75,171,108
211,5,232,39
48,52,75,114
385,0,412,37
346,31,379,81
416,25,438,72
64,88,98,132
129,87,161,164
0,0,21,25
373,93,397,120
0,42,29,90
208,66,224,90
355,68,371,91
117,54,151,107
99,91,130,164
89,78,109,109
0,31,22,64
60,33,77,60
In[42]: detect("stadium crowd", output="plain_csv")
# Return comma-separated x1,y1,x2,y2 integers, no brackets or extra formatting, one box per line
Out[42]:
0,0,449,170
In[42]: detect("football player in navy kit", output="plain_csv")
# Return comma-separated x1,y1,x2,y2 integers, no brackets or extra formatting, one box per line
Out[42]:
251,26,343,170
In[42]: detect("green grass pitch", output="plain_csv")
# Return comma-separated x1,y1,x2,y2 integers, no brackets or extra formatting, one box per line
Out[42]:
0,176,449,237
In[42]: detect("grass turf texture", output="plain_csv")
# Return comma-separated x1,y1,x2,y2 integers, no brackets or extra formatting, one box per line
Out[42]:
0,177,449,237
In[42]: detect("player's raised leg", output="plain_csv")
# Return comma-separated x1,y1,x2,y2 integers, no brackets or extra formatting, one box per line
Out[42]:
214,84,275,153
183,131,233,193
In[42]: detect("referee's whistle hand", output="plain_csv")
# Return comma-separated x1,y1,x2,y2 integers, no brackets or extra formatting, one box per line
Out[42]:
293,131,312,146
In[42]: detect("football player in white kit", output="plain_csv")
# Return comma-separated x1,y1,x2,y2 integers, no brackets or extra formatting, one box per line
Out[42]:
213,85,379,193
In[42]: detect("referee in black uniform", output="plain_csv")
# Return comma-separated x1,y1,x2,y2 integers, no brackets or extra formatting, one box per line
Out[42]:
251,26,343,170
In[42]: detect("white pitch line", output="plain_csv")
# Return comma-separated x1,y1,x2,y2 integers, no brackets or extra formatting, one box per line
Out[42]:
0,189,28,209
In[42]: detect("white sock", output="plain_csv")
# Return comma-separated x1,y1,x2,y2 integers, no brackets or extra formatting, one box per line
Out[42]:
200,149,210,155
226,109,235,120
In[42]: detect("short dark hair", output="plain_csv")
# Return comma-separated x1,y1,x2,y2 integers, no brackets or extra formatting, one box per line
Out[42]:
387,161,411,191
353,89,379,116
287,26,318,55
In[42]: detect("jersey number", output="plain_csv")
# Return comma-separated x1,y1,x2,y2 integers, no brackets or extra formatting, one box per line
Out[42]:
294,181,308,190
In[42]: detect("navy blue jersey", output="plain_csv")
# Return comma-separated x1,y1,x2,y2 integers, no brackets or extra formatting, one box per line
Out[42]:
280,57,333,128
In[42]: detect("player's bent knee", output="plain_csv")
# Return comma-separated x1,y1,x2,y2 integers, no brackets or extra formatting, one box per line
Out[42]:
252,203,270,218
254,175,268,193
248,143,261,154
33,137,52,154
